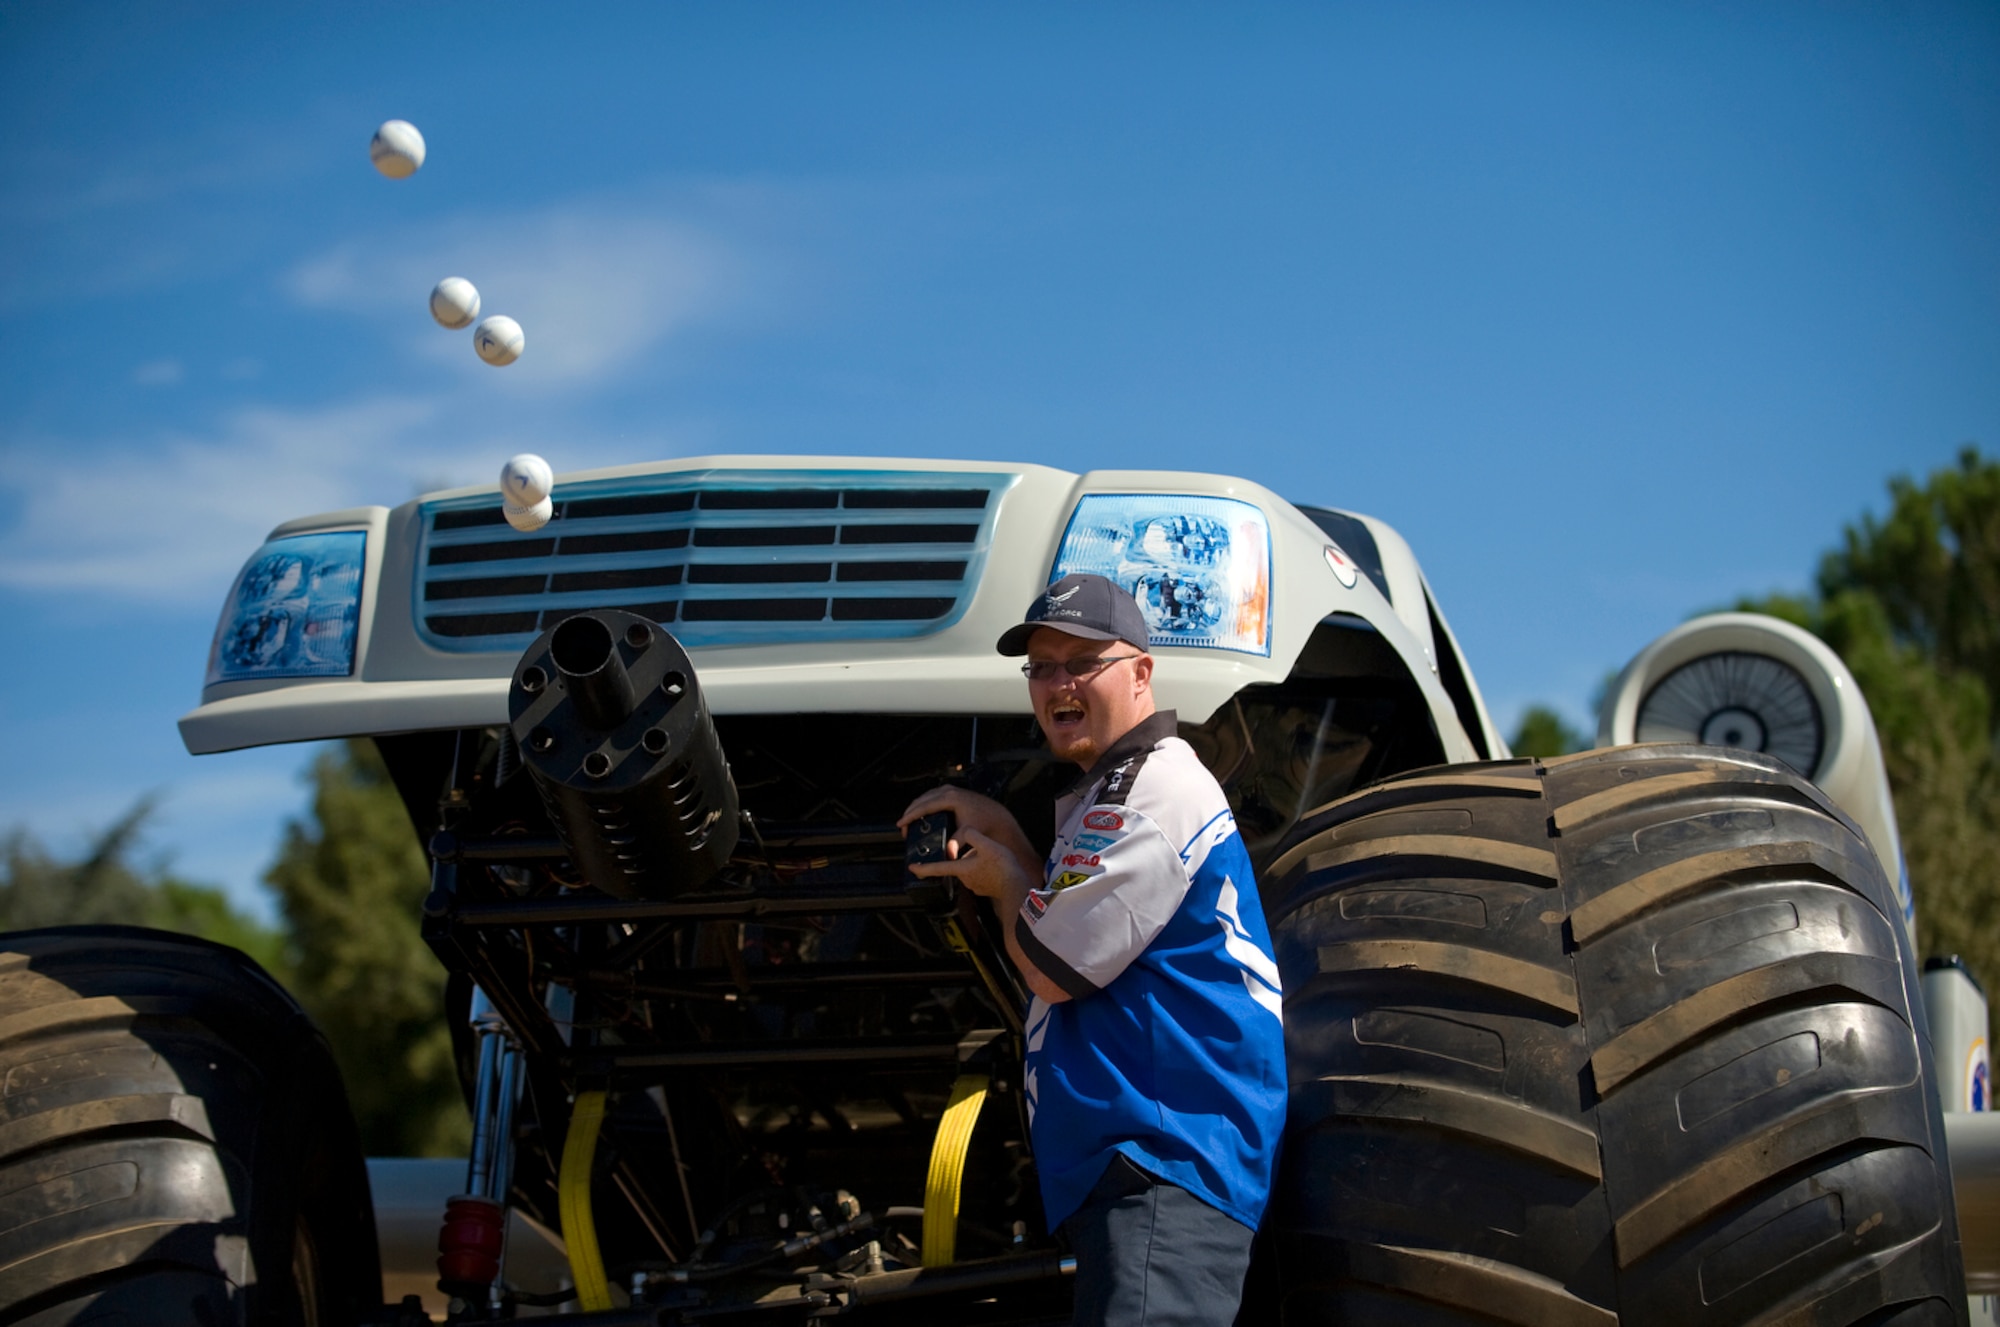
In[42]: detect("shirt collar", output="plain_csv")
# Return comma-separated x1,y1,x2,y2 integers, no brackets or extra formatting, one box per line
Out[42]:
1063,709,1180,798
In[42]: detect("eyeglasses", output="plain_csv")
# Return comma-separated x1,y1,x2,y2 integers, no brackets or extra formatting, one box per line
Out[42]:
1021,654,1141,682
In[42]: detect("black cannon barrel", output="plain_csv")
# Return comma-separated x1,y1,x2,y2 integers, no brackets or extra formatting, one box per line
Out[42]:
548,613,637,730
509,610,740,898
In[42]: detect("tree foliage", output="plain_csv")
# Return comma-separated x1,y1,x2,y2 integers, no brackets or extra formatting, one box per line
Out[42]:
1742,447,2000,995
1823,448,2000,688
0,799,287,976
1508,705,1586,759
2,743,469,1158
265,740,469,1158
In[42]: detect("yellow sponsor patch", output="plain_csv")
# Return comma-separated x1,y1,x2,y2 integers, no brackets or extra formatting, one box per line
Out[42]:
1051,870,1094,890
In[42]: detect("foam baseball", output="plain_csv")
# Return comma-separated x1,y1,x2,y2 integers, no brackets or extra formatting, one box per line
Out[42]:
429,277,481,329
500,453,554,507
369,120,426,178
505,497,554,533
474,315,524,366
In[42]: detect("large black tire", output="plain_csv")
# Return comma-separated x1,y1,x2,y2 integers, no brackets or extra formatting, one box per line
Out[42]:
0,926,380,1326
1264,745,1966,1326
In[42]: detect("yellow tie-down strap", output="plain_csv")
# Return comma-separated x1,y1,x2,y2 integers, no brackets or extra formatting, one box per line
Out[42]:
559,1089,614,1311
922,1073,991,1267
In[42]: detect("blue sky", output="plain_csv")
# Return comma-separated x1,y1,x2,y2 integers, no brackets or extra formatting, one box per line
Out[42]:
2,2,1996,920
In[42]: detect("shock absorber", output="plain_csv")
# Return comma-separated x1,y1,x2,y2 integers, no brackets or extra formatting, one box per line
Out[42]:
437,986,524,1308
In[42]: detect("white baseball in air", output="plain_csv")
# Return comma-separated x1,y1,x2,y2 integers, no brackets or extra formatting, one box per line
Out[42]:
500,453,554,507
429,277,481,329
504,497,554,533
369,120,426,178
473,315,524,366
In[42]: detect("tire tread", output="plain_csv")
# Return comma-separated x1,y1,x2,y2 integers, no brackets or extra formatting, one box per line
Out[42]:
1264,746,1966,1327
0,925,377,1326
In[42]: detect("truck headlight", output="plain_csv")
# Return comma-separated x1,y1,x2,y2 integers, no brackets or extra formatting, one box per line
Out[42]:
204,532,366,685
1050,494,1271,655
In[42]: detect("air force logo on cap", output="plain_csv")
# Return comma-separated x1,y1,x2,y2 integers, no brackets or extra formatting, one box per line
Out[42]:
996,573,1153,656
1041,583,1085,622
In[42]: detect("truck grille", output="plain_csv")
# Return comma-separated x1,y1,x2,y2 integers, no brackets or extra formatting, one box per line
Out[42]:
415,471,1014,651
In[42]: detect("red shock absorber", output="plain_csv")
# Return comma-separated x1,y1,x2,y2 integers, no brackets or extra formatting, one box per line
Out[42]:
437,1194,506,1291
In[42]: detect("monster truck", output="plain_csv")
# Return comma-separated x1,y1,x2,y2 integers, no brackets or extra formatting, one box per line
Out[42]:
0,457,1972,1325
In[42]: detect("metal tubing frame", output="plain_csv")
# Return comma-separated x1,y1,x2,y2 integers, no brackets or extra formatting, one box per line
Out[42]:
490,1044,523,1202
570,1038,967,1081
464,995,504,1199
450,890,919,927
462,985,526,1208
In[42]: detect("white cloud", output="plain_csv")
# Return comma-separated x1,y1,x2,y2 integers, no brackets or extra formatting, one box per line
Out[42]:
0,390,709,605
0,129,314,227
286,190,780,386
0,395,451,603
0,182,822,605
0,104,347,313
133,358,184,386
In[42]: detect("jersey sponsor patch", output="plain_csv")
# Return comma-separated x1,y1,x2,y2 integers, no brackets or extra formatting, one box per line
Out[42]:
1025,891,1049,919
1072,831,1118,853
1051,870,1094,890
1060,852,1101,868
1083,810,1124,831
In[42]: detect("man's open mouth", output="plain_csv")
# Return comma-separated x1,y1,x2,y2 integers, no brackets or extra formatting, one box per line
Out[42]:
1049,699,1086,728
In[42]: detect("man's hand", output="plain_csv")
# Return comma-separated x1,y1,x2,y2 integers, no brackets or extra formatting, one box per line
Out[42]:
898,787,1071,1005
904,822,1018,899
898,787,1038,874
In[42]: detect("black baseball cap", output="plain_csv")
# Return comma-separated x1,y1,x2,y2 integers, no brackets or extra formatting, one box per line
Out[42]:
996,573,1153,656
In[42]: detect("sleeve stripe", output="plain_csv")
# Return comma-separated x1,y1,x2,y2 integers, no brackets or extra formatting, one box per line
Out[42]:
1179,807,1231,856
1094,750,1149,807
1015,914,1101,1000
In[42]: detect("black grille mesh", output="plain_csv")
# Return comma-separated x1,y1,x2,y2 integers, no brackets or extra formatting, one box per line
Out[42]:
416,475,1005,649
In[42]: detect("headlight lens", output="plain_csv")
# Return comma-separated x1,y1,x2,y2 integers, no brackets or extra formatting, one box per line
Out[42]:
1050,495,1271,655
205,532,366,685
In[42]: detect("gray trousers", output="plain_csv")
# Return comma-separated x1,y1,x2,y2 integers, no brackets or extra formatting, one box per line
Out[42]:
1058,1154,1254,1326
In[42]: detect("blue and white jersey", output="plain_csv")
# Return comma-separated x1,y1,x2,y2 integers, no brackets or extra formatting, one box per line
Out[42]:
1013,710,1287,1232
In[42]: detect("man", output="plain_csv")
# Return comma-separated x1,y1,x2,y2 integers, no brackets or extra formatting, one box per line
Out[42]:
901,572,1287,1326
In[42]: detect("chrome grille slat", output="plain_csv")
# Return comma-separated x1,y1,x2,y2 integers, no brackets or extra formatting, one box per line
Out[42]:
422,514,983,546
414,471,1009,651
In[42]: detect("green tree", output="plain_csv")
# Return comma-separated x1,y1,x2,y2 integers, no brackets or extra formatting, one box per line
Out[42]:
0,799,287,976
266,740,468,1157
1508,705,1586,759
1822,448,2000,687
1741,447,2000,994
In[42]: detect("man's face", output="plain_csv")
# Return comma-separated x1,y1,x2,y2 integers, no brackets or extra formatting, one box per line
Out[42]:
1025,627,1156,768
